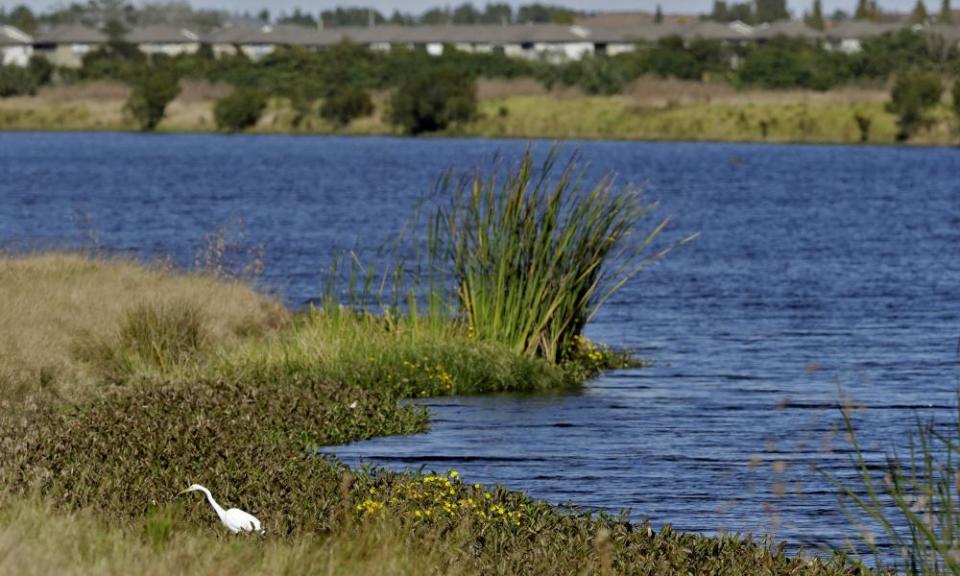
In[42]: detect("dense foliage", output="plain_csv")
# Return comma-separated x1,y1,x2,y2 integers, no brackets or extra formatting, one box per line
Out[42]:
125,68,181,131
0,64,36,97
887,70,943,140
389,65,477,134
213,87,267,132
320,85,374,127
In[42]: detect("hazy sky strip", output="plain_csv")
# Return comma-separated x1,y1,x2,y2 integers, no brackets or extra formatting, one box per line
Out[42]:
0,1,929,17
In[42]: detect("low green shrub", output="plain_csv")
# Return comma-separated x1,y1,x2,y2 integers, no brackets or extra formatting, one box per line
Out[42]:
0,376,428,535
213,87,267,132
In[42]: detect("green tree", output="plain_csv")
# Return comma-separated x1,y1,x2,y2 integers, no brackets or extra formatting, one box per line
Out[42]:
0,65,36,97
710,0,729,21
941,0,953,22
321,85,374,127
654,4,664,24
125,69,181,131
911,0,929,22
214,88,267,132
257,8,270,23
754,0,789,22
952,80,960,131
806,0,825,30
389,65,477,134
7,4,37,34
855,0,871,19
887,70,943,141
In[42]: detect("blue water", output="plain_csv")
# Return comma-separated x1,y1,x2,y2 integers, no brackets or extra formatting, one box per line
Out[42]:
2,132,959,557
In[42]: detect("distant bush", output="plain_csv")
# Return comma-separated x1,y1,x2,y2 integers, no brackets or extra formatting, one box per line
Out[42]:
213,87,267,132
320,85,374,127
952,80,960,128
887,70,943,141
125,69,181,131
389,65,477,134
0,65,37,98
27,56,53,87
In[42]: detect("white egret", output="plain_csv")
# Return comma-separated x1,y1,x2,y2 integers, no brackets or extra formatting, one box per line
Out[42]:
180,484,264,534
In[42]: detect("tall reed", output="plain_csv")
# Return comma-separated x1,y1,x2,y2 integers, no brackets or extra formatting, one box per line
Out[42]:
829,401,960,575
433,149,683,363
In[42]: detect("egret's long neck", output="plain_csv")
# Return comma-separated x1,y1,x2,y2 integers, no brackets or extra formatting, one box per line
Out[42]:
199,487,227,520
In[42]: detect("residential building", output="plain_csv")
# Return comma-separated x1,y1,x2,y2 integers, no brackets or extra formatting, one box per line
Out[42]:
0,25,32,67
33,25,107,68
127,25,202,57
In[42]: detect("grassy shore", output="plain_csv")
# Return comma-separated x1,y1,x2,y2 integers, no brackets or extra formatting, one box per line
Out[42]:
0,253,867,575
1,78,956,146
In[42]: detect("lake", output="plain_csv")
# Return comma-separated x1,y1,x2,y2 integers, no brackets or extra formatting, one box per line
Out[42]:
2,132,959,556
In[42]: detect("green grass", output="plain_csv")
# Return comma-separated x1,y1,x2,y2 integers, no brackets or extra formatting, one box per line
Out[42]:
433,149,679,363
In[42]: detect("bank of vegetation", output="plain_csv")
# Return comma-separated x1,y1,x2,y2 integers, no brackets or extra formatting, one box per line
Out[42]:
3,24,960,143
0,154,884,575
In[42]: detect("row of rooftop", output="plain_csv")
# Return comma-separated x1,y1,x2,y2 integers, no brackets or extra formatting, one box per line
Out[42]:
1,18,958,68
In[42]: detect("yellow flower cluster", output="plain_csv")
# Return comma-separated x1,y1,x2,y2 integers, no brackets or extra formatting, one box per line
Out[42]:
574,335,607,367
401,357,456,396
356,470,524,527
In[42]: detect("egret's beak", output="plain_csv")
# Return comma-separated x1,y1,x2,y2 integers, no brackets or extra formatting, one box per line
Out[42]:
178,488,190,495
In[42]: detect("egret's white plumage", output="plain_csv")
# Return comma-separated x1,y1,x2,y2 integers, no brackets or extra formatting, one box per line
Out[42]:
180,484,264,534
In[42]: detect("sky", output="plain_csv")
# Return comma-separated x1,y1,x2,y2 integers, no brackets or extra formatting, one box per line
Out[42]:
0,1,929,17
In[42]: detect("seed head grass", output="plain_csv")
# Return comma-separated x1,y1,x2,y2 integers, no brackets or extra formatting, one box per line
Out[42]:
0,253,287,402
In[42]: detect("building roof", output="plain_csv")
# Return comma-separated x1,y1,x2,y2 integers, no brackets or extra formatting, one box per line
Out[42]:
681,20,755,41
206,24,343,47
576,11,698,28
925,23,960,42
127,25,201,44
825,21,906,39
0,25,31,46
587,23,688,43
753,20,824,40
34,24,107,44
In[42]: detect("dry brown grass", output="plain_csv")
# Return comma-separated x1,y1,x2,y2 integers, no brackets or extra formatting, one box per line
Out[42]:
37,80,130,103
177,79,234,103
0,253,287,401
625,76,890,109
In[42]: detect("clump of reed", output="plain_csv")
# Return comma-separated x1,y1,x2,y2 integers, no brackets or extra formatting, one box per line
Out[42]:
830,399,960,575
432,149,685,364
79,300,211,384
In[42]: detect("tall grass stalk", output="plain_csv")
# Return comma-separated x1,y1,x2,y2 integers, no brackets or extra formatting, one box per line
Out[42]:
434,149,687,363
828,402,960,575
